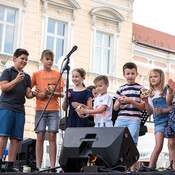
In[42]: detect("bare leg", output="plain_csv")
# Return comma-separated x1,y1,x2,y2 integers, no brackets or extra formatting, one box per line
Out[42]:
8,139,20,162
36,132,45,169
48,132,57,168
149,132,164,167
0,136,8,159
168,136,175,169
130,143,137,172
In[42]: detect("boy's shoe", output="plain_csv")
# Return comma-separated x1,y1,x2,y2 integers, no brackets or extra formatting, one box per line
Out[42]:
6,166,19,172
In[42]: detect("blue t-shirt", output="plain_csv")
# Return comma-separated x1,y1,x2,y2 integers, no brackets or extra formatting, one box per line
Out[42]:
0,66,31,114
67,89,92,127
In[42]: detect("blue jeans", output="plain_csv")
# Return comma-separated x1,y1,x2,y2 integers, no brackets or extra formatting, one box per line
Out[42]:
114,118,140,143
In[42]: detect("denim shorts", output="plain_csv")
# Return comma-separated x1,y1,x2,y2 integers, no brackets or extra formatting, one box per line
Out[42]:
0,109,25,140
154,121,167,134
114,118,140,144
35,111,59,133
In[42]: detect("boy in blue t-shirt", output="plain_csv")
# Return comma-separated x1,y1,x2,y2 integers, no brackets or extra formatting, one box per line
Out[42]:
0,48,38,172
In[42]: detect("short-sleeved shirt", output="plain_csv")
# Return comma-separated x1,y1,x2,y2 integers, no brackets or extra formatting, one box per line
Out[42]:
0,66,31,114
93,93,113,127
114,83,143,120
31,70,65,111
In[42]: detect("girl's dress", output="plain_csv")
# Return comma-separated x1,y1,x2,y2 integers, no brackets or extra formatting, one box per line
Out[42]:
165,94,175,137
67,89,92,127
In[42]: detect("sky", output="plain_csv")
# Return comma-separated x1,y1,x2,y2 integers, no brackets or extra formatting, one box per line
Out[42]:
133,0,175,36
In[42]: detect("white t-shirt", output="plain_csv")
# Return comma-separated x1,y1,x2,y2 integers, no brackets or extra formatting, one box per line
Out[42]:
93,93,113,127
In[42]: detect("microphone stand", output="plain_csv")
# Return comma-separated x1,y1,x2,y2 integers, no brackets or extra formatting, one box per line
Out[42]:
62,58,70,129
34,56,70,131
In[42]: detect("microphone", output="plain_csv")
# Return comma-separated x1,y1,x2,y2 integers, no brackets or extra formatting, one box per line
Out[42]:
66,45,78,58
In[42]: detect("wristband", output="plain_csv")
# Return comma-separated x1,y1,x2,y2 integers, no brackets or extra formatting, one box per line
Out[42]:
32,91,36,97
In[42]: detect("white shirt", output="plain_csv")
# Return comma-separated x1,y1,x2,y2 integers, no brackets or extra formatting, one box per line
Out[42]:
93,93,113,127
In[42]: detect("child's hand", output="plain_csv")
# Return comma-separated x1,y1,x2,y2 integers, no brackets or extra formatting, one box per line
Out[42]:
44,88,52,95
141,93,149,103
15,72,25,83
66,92,71,98
38,92,47,99
72,102,81,108
33,87,40,96
75,106,86,114
167,79,175,92
155,108,164,114
118,95,131,103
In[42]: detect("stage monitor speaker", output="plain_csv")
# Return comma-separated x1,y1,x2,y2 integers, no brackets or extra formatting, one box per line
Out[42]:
15,138,36,170
59,127,139,172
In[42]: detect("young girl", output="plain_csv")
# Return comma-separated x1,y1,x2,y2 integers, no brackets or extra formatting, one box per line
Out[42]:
165,79,175,169
142,69,170,169
62,68,92,127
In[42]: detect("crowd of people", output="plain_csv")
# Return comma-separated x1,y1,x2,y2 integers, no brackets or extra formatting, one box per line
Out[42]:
0,48,175,172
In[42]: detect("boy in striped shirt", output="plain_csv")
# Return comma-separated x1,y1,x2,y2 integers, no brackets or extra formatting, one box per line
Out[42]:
114,62,145,172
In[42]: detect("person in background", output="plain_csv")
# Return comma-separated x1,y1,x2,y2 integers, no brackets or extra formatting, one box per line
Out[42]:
0,48,38,172
86,85,98,127
31,49,65,171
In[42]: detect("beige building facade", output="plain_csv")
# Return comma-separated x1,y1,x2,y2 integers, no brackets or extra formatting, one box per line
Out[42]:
0,0,134,138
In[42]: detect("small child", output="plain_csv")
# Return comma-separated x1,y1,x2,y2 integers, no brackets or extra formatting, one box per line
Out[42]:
0,48,38,172
31,49,65,170
76,75,113,127
142,69,170,170
165,79,175,169
114,62,145,171
62,68,92,127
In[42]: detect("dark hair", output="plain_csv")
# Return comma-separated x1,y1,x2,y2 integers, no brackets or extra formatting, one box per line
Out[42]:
73,68,86,87
87,85,96,91
93,75,109,85
41,49,54,59
123,62,137,73
13,48,29,58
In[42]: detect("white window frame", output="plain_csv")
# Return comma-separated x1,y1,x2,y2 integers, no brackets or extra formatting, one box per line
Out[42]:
45,18,68,65
93,30,114,75
0,4,21,55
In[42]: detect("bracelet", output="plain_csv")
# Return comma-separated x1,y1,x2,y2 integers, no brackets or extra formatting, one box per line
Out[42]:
32,91,36,97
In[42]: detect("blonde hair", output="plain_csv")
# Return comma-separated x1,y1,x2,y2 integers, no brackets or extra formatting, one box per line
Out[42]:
148,69,165,96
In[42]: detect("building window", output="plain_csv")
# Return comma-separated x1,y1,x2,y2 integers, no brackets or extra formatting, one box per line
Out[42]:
94,32,111,74
46,19,65,64
0,6,16,54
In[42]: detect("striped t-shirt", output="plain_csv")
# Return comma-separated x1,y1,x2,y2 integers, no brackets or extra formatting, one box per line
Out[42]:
114,83,143,120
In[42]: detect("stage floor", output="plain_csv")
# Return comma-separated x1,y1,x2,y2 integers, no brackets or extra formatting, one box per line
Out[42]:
1,170,175,175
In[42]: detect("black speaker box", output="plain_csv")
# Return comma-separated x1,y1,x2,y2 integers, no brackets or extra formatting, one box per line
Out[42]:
59,127,139,172
15,138,36,170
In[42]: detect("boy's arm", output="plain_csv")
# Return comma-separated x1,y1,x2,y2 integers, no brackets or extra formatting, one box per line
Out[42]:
113,99,120,111
121,96,145,111
76,105,107,115
26,87,39,99
52,87,64,98
0,73,24,92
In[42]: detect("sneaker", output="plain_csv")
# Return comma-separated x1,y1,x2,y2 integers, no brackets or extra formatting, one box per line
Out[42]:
6,166,19,172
